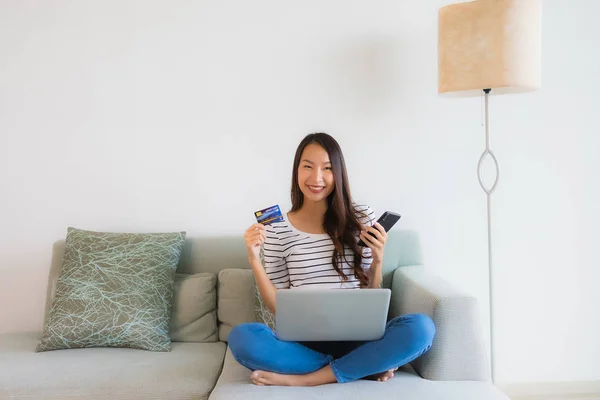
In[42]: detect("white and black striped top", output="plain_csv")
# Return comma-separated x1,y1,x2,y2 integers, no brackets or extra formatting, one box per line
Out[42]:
263,204,376,290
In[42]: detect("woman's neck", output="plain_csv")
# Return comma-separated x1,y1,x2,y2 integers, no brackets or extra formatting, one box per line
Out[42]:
288,200,328,234
297,200,327,220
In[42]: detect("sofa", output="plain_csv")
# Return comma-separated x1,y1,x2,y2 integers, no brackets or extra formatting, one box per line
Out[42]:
0,230,510,399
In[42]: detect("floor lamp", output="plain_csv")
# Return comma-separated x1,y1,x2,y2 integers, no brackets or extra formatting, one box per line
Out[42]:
437,0,542,383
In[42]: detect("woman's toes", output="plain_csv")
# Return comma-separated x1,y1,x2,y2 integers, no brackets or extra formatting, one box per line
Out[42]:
381,370,395,382
250,371,264,385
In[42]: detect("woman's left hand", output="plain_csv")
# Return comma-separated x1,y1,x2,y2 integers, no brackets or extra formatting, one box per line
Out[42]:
359,222,388,263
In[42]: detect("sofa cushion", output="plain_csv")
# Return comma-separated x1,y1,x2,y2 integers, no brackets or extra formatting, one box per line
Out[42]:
217,269,256,341
0,333,226,400
170,272,218,342
37,227,186,352
208,347,509,400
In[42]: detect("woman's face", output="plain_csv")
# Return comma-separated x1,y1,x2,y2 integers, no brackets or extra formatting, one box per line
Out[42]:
297,143,335,204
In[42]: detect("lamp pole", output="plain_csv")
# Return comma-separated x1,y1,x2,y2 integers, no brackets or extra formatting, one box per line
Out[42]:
477,88,499,383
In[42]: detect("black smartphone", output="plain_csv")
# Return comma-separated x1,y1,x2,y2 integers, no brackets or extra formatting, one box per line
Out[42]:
358,211,402,246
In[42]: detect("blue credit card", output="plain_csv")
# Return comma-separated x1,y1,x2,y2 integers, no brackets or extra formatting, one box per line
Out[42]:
255,205,284,225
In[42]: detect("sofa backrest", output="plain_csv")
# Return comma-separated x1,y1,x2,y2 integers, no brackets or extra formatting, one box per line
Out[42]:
379,229,423,288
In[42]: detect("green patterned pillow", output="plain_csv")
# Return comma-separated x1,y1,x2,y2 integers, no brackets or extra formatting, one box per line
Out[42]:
36,227,186,352
253,245,276,330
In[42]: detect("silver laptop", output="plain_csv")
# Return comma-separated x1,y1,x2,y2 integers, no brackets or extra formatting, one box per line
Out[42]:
275,288,391,341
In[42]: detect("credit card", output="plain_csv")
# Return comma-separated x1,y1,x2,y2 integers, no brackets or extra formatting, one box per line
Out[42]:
254,205,284,225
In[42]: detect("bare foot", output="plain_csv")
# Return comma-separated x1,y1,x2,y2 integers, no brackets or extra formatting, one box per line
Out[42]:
249,365,337,387
366,368,398,382
250,370,301,386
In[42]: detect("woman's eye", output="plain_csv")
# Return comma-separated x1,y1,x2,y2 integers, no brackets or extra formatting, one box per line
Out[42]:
304,165,312,169
324,167,332,171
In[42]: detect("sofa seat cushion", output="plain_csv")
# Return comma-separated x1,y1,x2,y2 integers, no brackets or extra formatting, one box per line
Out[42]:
0,333,226,400
208,347,510,400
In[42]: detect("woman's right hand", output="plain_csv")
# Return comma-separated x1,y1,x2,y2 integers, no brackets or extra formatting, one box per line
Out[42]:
244,223,266,262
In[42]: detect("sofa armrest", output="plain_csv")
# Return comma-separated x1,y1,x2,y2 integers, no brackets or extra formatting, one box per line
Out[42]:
390,266,491,381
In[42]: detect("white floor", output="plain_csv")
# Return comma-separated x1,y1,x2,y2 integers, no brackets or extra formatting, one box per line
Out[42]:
500,381,600,400
511,397,600,400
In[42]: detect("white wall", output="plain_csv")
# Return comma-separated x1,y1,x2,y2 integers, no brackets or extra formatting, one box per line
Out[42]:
0,0,598,386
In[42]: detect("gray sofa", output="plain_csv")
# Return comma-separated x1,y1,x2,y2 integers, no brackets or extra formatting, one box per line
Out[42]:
0,231,509,399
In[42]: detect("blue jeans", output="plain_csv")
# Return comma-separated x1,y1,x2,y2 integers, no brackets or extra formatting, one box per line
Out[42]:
228,313,436,383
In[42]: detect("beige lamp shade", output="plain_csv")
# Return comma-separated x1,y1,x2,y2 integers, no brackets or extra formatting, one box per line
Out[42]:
438,0,542,96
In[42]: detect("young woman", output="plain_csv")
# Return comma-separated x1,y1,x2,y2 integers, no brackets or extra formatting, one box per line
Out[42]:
229,133,435,386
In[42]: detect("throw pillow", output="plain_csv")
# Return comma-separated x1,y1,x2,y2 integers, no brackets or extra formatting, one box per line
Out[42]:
216,269,256,341
253,245,276,330
169,272,218,342
36,227,186,352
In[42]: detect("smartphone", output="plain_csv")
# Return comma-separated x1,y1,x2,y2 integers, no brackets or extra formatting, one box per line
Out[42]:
358,211,401,246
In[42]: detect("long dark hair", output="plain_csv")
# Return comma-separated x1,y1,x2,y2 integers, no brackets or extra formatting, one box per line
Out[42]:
290,133,369,287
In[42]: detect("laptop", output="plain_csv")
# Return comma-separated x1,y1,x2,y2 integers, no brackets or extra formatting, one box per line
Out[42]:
275,288,391,341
